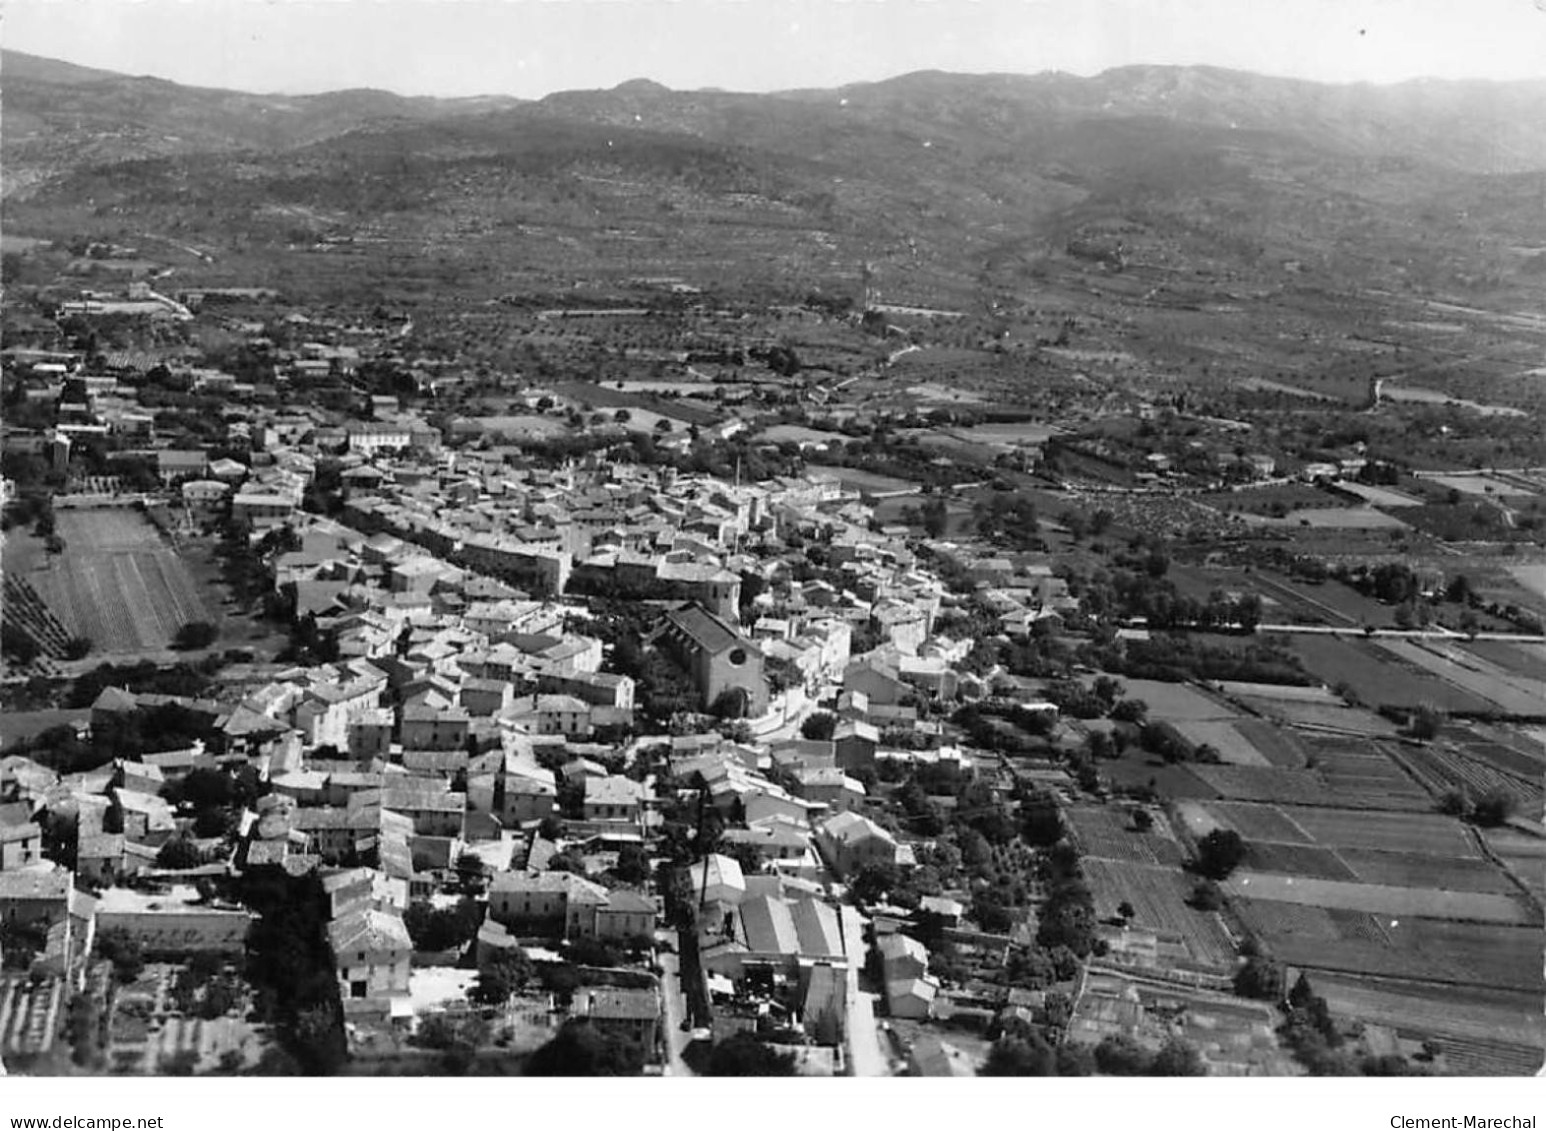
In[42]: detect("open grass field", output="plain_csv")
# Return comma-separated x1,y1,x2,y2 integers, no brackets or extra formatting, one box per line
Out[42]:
1065,804,1188,867
29,508,213,656
1118,678,1240,721
1250,506,1409,530
810,466,921,496
1081,859,1236,973
1221,873,1536,925
1286,635,1495,714
1169,720,1273,766
1459,640,1546,684
1371,639,1543,717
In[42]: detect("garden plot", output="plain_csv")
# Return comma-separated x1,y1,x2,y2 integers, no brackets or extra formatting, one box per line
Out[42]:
1065,805,1187,867
1080,859,1236,973
1221,873,1537,926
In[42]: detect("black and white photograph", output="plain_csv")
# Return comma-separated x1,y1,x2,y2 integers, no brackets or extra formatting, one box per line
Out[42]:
0,0,1543,1108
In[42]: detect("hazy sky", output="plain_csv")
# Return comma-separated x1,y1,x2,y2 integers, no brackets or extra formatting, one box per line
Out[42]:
7,0,1546,98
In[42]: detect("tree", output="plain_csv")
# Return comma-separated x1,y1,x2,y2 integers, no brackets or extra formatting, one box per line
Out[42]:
1056,1042,1096,1076
800,712,837,741
612,843,651,885
156,837,203,870
1189,880,1224,911
1109,698,1148,724
1195,828,1246,880
1234,954,1287,1000
95,928,145,984
1116,900,1136,923
1408,705,1445,741
703,1032,798,1076
1471,788,1516,828
527,1020,643,1076
1094,1034,1154,1076
1131,808,1154,833
1150,1037,1206,1076
850,861,898,906
981,1034,1057,1076
173,621,220,651
468,949,534,1006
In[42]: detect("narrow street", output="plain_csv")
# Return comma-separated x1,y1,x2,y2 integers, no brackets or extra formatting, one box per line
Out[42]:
840,904,889,1077
655,941,694,1076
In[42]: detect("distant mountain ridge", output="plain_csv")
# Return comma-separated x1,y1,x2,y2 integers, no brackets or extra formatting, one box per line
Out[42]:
5,49,1545,309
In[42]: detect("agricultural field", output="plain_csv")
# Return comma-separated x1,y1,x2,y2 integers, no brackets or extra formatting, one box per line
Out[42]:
1369,639,1543,717
1336,849,1527,895
1168,720,1273,766
1307,742,1435,810
1312,975,1545,1076
1286,635,1496,714
1228,718,1312,769
1479,828,1546,902
1234,901,1544,991
1243,841,1358,881
1081,859,1237,973
1234,698,1400,735
27,508,214,656
1391,743,1543,815
1459,640,1546,683
1284,807,1481,857
1065,804,1187,867
1244,507,1408,531
1117,678,1239,721
1179,800,1314,843
1194,483,1350,517
1220,873,1536,926
1186,765,1343,807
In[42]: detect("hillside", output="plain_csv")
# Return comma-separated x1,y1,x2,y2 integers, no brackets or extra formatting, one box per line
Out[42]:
5,52,1546,311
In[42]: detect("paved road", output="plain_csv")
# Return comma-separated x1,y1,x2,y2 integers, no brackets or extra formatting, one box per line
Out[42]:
840,905,889,1077
1256,624,1546,643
